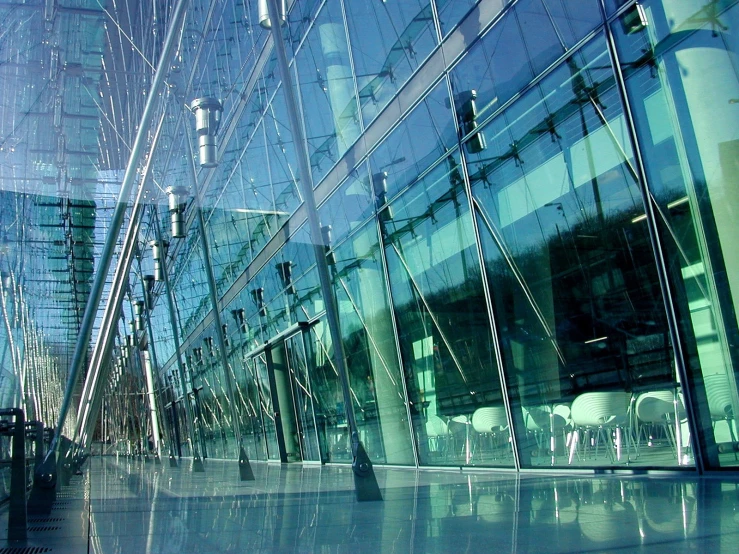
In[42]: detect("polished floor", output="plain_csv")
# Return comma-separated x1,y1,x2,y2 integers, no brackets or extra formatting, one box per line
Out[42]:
2,456,739,553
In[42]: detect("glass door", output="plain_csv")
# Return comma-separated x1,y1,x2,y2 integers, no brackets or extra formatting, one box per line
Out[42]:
249,352,280,461
284,333,321,462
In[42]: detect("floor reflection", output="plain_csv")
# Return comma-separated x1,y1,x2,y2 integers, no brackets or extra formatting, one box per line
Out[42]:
79,457,739,553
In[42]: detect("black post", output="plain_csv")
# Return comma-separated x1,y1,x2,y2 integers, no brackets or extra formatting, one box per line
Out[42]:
0,408,27,541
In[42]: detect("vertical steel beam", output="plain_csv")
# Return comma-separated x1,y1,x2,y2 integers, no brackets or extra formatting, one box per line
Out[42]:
265,0,381,501
152,207,205,471
184,130,254,479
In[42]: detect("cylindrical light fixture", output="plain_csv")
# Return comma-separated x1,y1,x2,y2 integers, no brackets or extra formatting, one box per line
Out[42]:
143,275,156,309
231,308,246,334
321,225,336,266
166,186,190,238
190,97,223,168
149,240,169,282
276,261,295,295
203,337,215,359
221,324,229,348
258,0,286,29
133,300,145,332
251,288,266,316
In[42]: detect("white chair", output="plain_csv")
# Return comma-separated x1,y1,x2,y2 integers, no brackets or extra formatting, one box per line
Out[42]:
523,404,572,462
425,415,448,458
704,373,738,449
568,391,632,464
634,390,685,457
471,407,509,461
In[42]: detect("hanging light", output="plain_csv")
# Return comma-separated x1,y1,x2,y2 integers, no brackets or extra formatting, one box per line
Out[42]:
222,324,229,348
149,240,169,282
258,0,286,29
276,261,294,295
192,347,203,365
251,288,266,316
321,225,336,266
142,275,156,309
458,90,487,154
166,186,190,238
231,308,246,334
133,301,145,332
190,97,223,168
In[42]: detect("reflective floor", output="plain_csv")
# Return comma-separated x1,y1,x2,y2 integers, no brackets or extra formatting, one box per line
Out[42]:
2,457,739,553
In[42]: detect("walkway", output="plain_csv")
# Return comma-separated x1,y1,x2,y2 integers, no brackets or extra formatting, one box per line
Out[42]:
2,457,738,552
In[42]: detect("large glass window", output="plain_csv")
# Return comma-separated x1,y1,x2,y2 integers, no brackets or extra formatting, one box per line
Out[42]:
383,152,511,467
295,0,362,183
467,34,688,468
328,222,415,465
613,0,739,468
344,0,438,125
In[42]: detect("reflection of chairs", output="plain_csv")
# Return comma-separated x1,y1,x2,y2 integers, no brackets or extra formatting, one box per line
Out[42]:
523,404,571,461
634,390,685,456
569,392,632,464
425,415,448,457
704,373,738,449
471,407,509,461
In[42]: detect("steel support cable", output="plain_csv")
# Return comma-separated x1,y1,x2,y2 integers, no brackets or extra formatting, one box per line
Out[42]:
46,0,191,462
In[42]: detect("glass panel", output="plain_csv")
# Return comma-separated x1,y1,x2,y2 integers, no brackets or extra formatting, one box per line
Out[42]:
369,79,457,203
434,0,481,37
613,0,739,467
383,152,512,467
450,0,565,127
543,0,602,47
225,315,268,461
252,352,280,461
345,0,438,125
284,334,321,461
306,319,352,462
296,0,362,183
467,34,687,468
318,167,374,244
329,223,415,464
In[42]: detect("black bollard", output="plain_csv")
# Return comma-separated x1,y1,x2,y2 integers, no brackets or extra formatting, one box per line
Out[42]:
0,408,27,541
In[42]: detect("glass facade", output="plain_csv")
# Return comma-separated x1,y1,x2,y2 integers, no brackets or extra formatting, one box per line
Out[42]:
2,0,739,475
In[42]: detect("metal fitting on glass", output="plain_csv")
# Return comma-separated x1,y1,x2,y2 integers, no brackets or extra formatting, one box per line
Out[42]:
149,240,169,282
166,186,190,238
258,0,286,29
458,90,487,154
189,97,223,168
133,301,145,332
192,347,203,365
